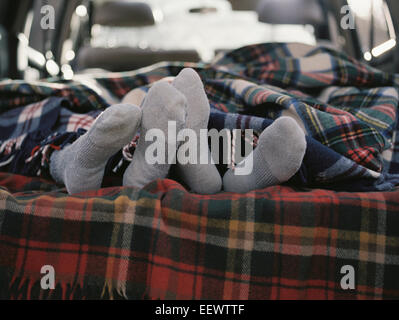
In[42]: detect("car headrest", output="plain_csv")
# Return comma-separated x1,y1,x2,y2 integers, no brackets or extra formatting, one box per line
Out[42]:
76,46,201,72
257,0,324,26
94,1,156,27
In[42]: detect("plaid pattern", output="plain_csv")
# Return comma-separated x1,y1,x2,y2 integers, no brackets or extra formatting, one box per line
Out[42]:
2,43,398,191
1,43,399,299
0,174,398,299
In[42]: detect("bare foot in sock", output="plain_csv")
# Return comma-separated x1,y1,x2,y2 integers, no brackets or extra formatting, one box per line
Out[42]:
50,104,142,194
173,68,222,194
123,81,187,188
223,117,306,193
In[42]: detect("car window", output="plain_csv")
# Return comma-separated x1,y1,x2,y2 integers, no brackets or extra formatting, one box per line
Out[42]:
90,0,316,63
348,0,396,61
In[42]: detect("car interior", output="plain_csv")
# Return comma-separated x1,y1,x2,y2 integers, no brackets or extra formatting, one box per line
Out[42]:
1,0,398,80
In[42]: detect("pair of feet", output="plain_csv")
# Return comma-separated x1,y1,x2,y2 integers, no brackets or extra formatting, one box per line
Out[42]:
50,68,307,195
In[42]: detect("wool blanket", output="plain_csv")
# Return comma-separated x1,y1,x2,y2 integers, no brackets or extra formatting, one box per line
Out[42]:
0,43,398,299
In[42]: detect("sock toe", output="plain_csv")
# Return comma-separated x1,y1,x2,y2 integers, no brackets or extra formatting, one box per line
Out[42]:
270,117,305,142
145,82,187,124
173,68,202,89
90,104,142,147
172,68,209,129
149,81,187,107
270,117,307,158
258,116,306,182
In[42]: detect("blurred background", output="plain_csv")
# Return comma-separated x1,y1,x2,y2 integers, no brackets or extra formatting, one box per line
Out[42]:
0,0,398,80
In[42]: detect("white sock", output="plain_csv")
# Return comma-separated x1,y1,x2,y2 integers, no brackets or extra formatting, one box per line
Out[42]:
173,68,222,194
123,82,187,188
50,104,142,194
223,117,306,193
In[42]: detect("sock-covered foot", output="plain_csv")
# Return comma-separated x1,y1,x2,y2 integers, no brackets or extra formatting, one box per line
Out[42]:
123,81,187,188
173,68,222,194
50,104,142,194
223,117,306,193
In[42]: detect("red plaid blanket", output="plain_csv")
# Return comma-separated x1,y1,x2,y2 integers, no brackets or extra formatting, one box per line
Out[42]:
0,172,398,299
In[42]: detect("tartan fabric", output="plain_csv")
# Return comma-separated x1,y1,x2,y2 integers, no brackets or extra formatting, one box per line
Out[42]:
1,43,398,191
0,43,399,299
0,174,398,299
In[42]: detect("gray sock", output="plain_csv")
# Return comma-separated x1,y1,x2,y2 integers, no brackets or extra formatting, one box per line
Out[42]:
50,104,142,194
173,68,222,194
123,81,187,188
223,117,306,193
